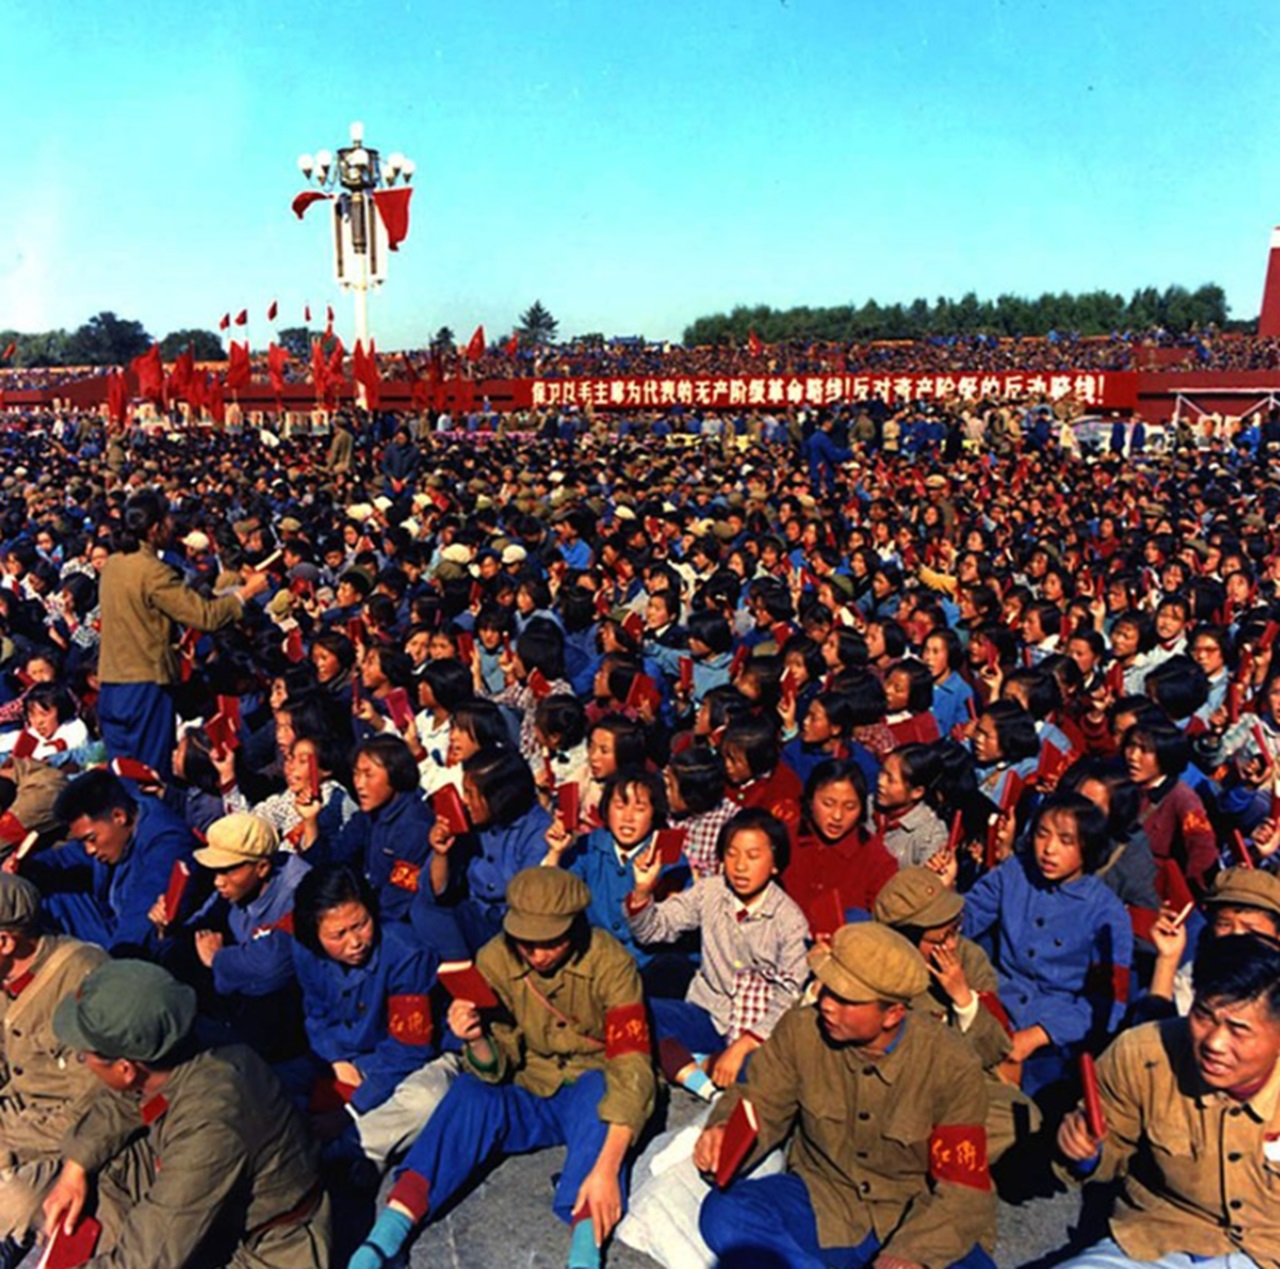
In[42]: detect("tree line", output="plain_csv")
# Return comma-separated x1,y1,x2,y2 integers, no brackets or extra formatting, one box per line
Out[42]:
682,284,1245,346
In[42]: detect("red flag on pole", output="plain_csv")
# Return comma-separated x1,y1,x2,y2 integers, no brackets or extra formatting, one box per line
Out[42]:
219,313,230,331
130,345,165,405
504,332,519,357
107,370,128,424
226,341,252,391
291,190,332,220
371,187,413,251
267,342,290,399
234,310,248,327
465,325,486,362
304,305,312,323
0,341,15,363
748,329,763,356
267,300,278,322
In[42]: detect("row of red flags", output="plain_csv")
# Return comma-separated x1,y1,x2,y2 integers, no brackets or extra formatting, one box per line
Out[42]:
218,303,333,331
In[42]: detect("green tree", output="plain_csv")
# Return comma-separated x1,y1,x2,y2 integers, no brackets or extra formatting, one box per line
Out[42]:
159,329,223,360
19,329,72,367
65,311,151,365
274,327,315,361
430,326,455,355
517,301,558,346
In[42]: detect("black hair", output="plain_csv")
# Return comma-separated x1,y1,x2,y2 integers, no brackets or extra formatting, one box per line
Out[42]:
420,659,475,714
923,626,965,674
463,748,537,826
353,735,420,792
887,658,934,714
1192,933,1280,1020
667,746,727,815
687,609,733,656
980,700,1039,764
293,864,378,956
515,617,565,681
451,700,515,752
590,713,648,769
832,670,888,728
1030,792,1110,874
600,767,669,830
721,716,780,780
312,629,357,672
1002,667,1061,721
700,686,753,733
23,681,75,725
117,489,167,554
1122,719,1190,779
54,769,137,826
1143,655,1208,722
715,806,790,872
801,757,869,841
535,693,587,753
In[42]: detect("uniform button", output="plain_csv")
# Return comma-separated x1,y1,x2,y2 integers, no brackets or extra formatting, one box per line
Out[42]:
1035,918,1045,927
858,1111,870,1121
1228,1106,1243,1117
1027,949,1036,959
11,1067,20,1076
859,1181,870,1195
9,1029,19,1038
1229,1199,1243,1210
856,1151,868,1158
1228,1152,1243,1163
862,1067,876,1077
1054,939,1063,947
556,1021,566,1028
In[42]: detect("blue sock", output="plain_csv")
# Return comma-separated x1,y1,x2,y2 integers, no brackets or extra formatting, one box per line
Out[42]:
567,1215,600,1269
349,1208,413,1269
679,1064,717,1100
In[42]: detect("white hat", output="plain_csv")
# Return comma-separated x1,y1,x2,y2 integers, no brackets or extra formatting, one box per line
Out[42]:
501,544,528,567
440,544,472,564
182,531,210,551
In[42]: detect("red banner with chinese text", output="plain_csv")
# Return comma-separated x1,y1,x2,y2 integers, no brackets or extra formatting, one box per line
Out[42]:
526,370,1137,411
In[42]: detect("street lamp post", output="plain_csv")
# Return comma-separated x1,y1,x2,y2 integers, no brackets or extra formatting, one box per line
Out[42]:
295,121,415,350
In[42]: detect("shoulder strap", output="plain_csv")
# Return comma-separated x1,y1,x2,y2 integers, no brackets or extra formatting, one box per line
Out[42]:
6,939,89,1031
519,973,605,1051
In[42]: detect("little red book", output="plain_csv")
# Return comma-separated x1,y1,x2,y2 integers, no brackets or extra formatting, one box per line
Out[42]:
653,827,687,867
1079,1052,1107,1140
626,673,661,714
678,656,694,694
432,785,470,837
37,1216,101,1269
527,668,552,701
714,1097,759,1188
109,757,162,787
456,631,476,664
557,783,581,834
302,751,322,803
11,731,37,760
437,960,500,1010
386,687,415,733
162,861,192,925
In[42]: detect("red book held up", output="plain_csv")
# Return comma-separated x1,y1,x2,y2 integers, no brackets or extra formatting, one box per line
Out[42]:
302,751,321,803
11,730,37,760
653,827,687,867
386,687,415,733
215,694,242,733
37,1215,101,1269
728,645,750,681
163,861,192,925
527,668,552,701
456,631,475,664
808,888,844,941
437,960,500,1010
206,712,238,754
432,785,470,837
1079,1053,1107,1141
557,783,581,834
626,673,661,714
621,612,645,643
714,1097,759,1188
678,656,694,694
110,757,162,787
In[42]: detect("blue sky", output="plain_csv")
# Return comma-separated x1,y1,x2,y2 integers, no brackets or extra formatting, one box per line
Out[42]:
4,0,1280,349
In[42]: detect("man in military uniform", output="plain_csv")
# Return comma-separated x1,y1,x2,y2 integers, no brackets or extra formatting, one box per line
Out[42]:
42,959,330,1268
695,921,997,1269
0,875,106,1267
1056,933,1280,1269
350,867,656,1269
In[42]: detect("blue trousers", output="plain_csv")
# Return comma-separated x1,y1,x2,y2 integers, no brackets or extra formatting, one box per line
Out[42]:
396,1070,623,1225
649,997,726,1055
99,681,175,779
1056,1236,1260,1268
701,1173,996,1269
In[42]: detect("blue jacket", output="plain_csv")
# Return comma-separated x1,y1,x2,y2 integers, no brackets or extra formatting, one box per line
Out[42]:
567,828,688,966
319,790,435,922
962,852,1132,1047
191,853,310,998
466,805,554,909
930,672,974,739
29,796,198,956
293,923,440,1114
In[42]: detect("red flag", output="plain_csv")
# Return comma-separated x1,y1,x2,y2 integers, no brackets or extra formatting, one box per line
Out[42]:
234,309,248,327
326,305,334,325
353,340,382,410
465,325,485,362
267,342,290,399
748,329,763,356
168,347,195,400
291,190,331,220
130,345,165,405
371,187,413,251
226,341,252,391
304,304,312,323
267,299,278,322
310,339,328,401
504,332,519,357
106,370,128,424
218,313,230,331
0,341,15,362
208,374,226,425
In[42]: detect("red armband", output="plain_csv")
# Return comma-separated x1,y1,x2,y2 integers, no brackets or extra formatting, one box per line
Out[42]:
976,990,1014,1038
387,993,434,1045
929,1124,991,1190
604,1002,650,1059
389,860,422,892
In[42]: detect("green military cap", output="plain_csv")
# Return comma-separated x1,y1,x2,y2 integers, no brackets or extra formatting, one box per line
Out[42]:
504,868,591,942
873,867,964,931
808,922,928,1004
711,521,737,542
0,874,41,929
54,961,196,1062
1204,867,1280,918
265,590,294,620
825,574,856,602
195,812,278,870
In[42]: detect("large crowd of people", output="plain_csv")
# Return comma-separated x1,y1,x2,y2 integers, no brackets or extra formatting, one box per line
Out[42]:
0,397,1274,1269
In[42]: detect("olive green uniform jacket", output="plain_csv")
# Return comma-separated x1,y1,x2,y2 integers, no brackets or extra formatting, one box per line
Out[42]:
708,1003,996,1268
468,927,656,1140
98,545,244,685
62,1045,329,1269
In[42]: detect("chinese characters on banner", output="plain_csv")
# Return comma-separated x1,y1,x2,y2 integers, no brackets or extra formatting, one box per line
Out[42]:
526,371,1137,411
